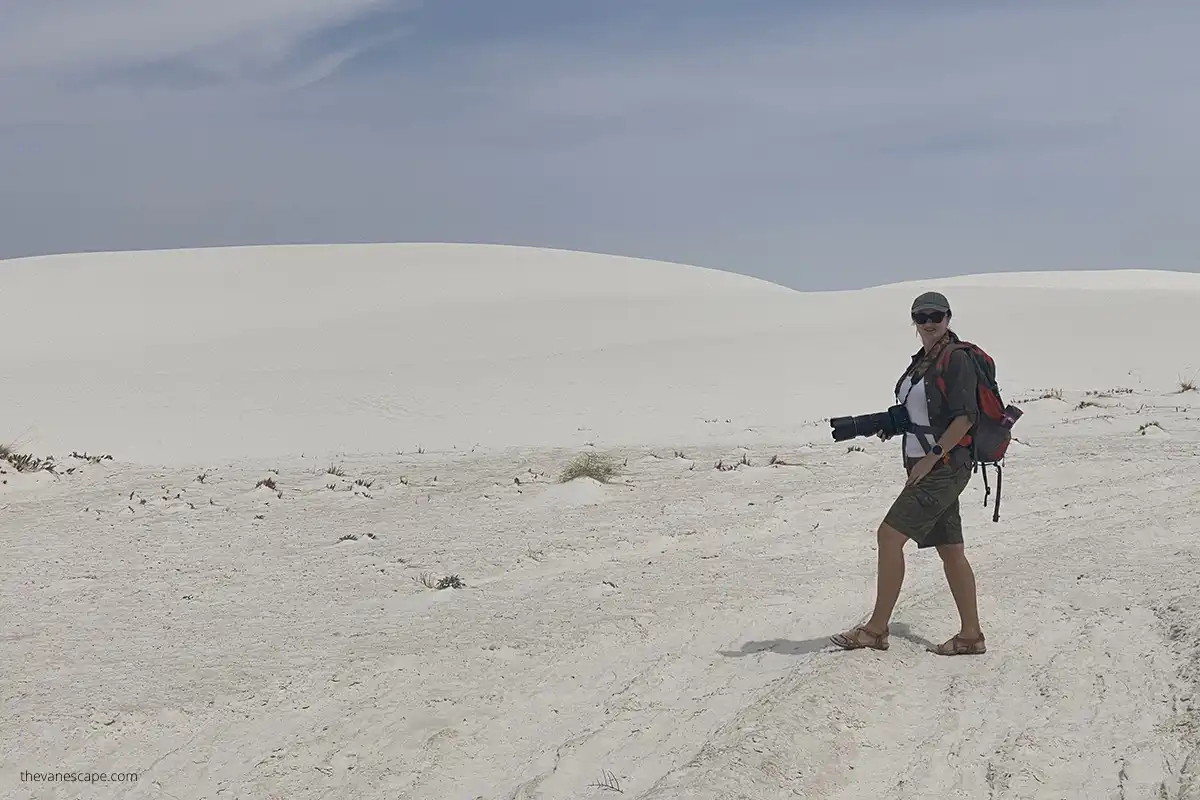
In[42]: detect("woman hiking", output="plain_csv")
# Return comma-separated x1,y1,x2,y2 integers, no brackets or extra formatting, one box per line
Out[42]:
830,291,987,656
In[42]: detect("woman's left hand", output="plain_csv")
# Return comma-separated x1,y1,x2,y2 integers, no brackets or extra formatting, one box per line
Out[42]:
906,453,941,486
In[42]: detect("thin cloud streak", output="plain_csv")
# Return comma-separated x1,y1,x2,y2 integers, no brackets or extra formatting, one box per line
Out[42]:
0,1,407,77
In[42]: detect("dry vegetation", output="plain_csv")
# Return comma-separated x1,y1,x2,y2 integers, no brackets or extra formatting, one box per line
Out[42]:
559,452,622,483
1,443,114,476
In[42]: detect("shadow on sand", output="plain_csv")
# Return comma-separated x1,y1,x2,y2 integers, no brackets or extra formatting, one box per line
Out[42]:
716,622,937,658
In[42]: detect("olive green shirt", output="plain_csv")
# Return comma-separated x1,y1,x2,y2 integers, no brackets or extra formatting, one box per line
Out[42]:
897,340,979,465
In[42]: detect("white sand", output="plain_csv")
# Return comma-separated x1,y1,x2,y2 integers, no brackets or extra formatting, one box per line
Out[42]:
1,243,1198,799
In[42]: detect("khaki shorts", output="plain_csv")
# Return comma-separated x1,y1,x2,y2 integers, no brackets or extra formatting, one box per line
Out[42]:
884,456,973,548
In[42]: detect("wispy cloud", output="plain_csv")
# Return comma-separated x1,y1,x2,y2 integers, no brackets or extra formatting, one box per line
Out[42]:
1,0,1197,289
0,1,411,80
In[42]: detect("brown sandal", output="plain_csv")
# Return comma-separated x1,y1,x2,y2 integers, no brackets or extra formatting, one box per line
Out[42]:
928,632,986,655
830,625,889,651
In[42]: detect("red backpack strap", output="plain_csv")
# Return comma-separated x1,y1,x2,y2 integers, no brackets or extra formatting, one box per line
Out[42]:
934,341,971,372
933,342,969,396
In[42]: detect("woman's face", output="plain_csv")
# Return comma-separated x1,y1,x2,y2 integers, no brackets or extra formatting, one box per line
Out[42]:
912,309,949,340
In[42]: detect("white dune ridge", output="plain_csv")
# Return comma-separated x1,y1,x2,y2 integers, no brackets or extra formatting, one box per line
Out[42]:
0,243,1198,799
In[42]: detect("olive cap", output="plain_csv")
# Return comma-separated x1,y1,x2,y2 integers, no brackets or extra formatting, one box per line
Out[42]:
911,291,950,313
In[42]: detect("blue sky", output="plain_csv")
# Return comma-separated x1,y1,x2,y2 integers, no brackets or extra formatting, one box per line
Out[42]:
1,0,1197,290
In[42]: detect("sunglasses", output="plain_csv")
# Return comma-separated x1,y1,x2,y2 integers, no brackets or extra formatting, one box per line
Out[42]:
911,310,947,324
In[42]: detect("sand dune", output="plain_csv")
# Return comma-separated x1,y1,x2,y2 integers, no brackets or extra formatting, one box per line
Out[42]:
2,244,1199,799
2,243,1197,464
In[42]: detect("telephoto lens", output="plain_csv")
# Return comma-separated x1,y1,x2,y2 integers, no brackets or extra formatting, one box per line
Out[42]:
829,405,911,442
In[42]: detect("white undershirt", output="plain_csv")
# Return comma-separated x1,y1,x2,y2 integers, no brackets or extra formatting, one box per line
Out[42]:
897,375,936,458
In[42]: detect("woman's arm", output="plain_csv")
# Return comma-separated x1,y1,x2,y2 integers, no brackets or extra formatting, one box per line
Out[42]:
941,348,979,451
936,414,974,454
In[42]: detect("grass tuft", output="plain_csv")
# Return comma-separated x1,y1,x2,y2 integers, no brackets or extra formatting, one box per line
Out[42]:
559,452,620,483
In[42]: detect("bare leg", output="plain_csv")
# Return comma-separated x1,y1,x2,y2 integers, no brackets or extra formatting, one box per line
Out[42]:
866,522,909,632
832,521,911,649
936,544,982,637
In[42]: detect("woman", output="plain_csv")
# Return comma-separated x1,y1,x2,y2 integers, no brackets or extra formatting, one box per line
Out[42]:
830,291,986,656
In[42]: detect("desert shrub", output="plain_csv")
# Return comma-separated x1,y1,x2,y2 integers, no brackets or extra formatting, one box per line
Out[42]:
418,572,464,589
70,451,113,464
559,452,620,483
6,452,55,473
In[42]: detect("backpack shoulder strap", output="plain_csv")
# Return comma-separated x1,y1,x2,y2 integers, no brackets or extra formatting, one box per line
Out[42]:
938,340,1002,394
934,340,972,374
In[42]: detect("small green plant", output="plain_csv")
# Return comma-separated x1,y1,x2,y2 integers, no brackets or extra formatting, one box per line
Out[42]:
70,451,113,464
327,463,346,477
559,452,620,483
715,452,752,470
418,572,464,589
6,452,55,473
256,477,277,490
354,477,374,489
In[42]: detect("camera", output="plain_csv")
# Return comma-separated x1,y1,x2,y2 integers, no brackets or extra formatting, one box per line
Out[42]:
829,405,912,442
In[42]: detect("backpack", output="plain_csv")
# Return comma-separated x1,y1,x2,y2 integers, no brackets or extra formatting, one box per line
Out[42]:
932,340,1021,522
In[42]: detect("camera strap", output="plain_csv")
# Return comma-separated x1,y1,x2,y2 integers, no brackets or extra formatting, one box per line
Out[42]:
909,423,941,456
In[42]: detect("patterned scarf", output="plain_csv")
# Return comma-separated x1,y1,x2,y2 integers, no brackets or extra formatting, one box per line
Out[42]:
915,330,953,376
902,329,957,388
